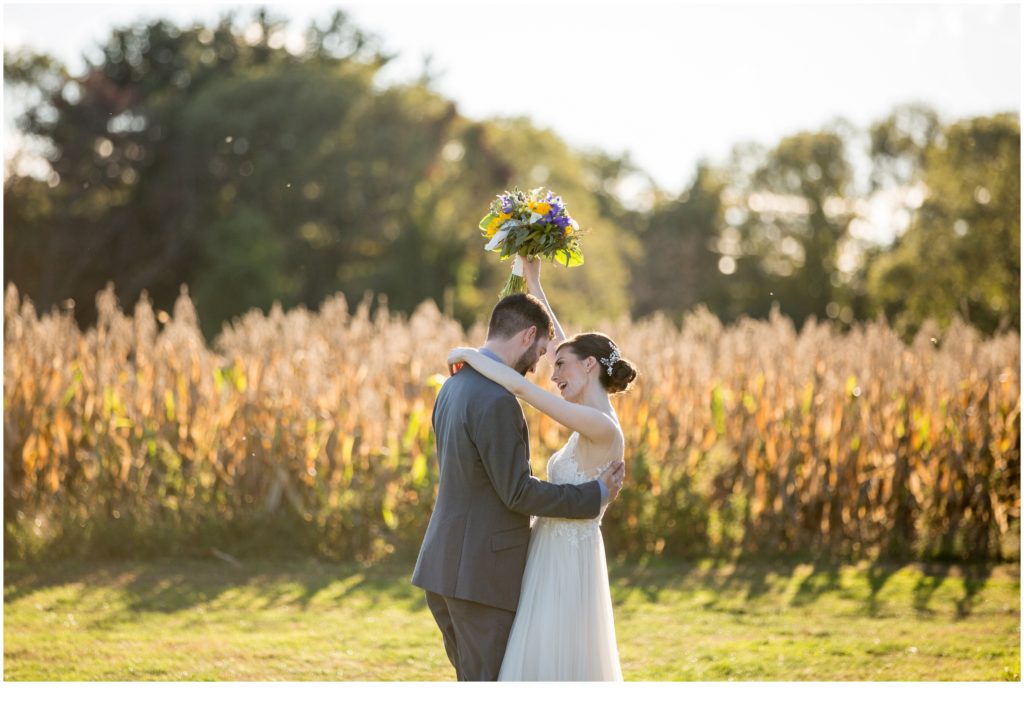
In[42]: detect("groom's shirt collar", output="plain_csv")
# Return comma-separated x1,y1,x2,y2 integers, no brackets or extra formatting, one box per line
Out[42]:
478,347,505,365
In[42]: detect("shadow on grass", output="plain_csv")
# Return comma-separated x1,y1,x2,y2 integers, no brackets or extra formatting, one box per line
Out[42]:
607,554,806,615
865,560,900,617
789,557,843,608
851,558,996,620
726,558,802,603
955,563,995,620
3,555,429,619
910,561,994,619
6,554,1004,626
605,552,1003,621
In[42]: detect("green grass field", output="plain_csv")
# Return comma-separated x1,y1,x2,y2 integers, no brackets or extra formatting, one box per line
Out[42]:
3,556,1019,681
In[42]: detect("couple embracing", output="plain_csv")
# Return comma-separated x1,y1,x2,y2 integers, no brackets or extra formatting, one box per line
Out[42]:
412,257,638,681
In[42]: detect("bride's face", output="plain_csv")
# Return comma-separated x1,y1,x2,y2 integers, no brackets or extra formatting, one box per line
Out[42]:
550,348,594,402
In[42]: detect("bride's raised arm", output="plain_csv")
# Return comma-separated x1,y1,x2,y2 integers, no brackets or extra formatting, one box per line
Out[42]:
521,256,565,354
446,347,618,445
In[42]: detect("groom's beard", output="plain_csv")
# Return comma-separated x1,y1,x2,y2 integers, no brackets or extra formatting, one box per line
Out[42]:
513,344,543,376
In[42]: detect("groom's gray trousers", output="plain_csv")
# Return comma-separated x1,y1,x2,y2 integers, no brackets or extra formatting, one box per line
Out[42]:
411,363,602,681
425,591,516,681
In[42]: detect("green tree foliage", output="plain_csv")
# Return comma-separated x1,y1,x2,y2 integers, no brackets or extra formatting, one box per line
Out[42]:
3,12,1019,339
868,103,942,192
3,10,639,337
866,112,1020,336
7,10,405,336
630,163,726,319
630,106,1018,338
700,129,863,327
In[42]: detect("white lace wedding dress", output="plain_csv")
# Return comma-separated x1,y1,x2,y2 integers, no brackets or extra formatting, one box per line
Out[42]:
498,431,624,681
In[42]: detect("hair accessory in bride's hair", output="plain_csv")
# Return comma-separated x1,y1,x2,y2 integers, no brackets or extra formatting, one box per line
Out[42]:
599,347,621,376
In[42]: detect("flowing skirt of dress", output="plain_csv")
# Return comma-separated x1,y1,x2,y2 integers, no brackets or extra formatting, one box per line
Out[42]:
497,516,623,681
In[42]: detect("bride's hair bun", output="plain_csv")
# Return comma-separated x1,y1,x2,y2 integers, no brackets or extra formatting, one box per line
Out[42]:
606,356,638,394
556,332,638,394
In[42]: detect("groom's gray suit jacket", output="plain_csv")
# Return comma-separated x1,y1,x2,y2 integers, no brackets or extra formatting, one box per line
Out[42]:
411,364,602,612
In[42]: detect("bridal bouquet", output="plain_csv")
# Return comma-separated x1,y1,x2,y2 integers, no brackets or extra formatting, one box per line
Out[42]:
479,187,584,297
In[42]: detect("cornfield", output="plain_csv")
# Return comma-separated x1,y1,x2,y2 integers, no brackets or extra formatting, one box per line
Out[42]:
3,283,1020,562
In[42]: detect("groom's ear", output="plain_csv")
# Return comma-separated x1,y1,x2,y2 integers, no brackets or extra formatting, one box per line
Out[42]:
522,325,537,346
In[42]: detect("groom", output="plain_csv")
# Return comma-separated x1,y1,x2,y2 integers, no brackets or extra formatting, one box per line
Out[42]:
411,293,625,681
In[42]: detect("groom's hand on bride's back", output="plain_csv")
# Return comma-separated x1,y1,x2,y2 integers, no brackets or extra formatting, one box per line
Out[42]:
598,460,626,502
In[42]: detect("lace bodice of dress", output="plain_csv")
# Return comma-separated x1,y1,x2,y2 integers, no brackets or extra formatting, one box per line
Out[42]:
537,432,619,541
547,431,604,486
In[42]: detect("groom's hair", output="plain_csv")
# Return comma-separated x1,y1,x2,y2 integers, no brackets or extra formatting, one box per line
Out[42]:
487,294,554,341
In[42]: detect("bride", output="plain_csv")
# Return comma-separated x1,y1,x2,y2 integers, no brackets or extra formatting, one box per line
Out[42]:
446,256,638,681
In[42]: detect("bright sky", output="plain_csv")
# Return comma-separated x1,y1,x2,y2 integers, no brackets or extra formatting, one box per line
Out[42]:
3,0,1022,200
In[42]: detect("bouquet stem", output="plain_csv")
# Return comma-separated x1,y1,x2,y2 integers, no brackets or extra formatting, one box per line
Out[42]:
499,272,527,298
498,255,528,298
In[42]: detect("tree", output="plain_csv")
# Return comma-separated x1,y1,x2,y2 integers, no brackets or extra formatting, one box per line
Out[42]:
6,10,398,334
867,113,1020,336
703,129,861,327
867,103,942,192
4,11,640,337
630,163,725,321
